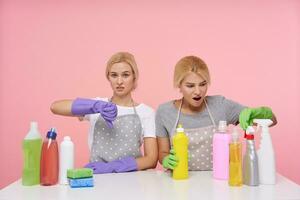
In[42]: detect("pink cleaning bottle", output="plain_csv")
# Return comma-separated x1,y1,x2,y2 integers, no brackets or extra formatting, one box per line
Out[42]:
213,121,231,180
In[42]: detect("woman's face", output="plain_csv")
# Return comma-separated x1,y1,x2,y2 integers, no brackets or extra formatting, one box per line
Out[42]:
108,62,135,97
179,72,208,109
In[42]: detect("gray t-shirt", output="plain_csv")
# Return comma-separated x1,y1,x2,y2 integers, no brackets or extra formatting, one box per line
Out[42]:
155,95,246,138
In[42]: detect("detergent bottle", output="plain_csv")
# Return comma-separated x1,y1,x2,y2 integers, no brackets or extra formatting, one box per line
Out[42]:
254,119,276,184
228,127,243,186
22,121,42,186
40,128,59,185
59,136,74,185
172,124,189,180
243,126,259,186
213,121,231,180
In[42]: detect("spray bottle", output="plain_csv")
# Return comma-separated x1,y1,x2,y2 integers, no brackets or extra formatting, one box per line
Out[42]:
22,121,42,186
254,119,276,185
243,126,259,186
40,128,59,185
59,136,74,185
229,127,243,186
172,124,189,180
213,121,231,180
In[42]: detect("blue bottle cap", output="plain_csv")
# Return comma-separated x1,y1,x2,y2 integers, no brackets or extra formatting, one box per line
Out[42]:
46,128,57,140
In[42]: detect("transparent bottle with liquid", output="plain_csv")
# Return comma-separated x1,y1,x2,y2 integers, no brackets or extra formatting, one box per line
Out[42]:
22,121,42,186
172,124,189,180
229,127,243,186
213,121,231,180
40,128,59,186
243,126,259,186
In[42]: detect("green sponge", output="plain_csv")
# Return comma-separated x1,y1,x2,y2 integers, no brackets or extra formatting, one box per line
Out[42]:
67,168,93,179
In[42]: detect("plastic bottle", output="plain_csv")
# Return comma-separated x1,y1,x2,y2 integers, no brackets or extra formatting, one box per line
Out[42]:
254,119,276,185
213,121,231,180
59,136,74,185
40,128,59,186
243,126,259,186
172,124,189,180
22,122,42,186
229,127,243,186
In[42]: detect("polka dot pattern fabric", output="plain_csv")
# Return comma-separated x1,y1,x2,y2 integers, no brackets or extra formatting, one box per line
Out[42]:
184,125,216,171
90,114,142,162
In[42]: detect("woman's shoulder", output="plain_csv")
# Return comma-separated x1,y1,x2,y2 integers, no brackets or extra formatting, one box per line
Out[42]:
156,100,176,114
206,95,226,105
136,103,154,113
93,97,109,101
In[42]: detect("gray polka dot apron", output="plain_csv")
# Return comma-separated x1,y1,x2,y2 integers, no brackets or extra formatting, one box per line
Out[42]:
90,102,142,162
172,98,217,171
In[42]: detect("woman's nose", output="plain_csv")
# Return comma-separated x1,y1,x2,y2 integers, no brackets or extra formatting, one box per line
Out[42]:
194,86,201,95
117,77,123,84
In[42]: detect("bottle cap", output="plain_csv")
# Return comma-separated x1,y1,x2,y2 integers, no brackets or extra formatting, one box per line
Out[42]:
47,128,57,140
218,120,227,132
64,136,71,141
244,126,255,140
232,127,239,142
176,124,184,133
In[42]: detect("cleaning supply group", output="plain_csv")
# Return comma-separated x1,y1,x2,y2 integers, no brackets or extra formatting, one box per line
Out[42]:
22,52,277,188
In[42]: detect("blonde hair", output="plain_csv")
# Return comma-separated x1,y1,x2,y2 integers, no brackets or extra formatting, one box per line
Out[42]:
173,56,211,88
106,52,139,88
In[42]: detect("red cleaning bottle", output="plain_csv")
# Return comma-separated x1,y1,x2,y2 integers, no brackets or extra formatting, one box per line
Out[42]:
40,128,59,186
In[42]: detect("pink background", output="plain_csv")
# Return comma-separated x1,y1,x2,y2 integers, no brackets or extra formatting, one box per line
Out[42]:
0,1,299,188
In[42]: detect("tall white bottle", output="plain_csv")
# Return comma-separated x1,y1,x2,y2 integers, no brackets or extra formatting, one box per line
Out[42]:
59,136,74,185
254,119,276,185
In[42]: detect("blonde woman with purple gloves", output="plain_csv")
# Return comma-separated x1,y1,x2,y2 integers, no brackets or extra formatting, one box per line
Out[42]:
51,52,158,174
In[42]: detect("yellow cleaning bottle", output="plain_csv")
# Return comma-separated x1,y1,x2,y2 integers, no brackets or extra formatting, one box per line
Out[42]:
172,124,189,180
229,127,243,186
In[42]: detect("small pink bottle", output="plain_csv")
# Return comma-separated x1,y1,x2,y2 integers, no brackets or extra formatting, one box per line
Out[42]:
213,121,231,180
40,128,59,186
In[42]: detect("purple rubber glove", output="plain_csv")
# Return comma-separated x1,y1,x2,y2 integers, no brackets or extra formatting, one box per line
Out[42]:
71,98,117,128
84,157,138,174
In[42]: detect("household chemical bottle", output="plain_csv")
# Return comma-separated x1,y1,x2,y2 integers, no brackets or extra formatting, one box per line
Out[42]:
40,128,59,186
213,121,231,180
229,127,243,186
172,124,189,180
254,119,276,185
59,136,74,185
243,126,259,186
22,121,42,186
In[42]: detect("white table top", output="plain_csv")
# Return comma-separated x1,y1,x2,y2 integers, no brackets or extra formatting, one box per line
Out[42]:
1,170,300,200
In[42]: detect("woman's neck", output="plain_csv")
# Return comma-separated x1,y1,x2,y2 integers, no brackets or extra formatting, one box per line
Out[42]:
175,98,206,114
111,94,134,107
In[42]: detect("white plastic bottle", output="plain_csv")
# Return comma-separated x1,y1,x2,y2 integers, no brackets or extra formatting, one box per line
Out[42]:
213,121,231,180
254,119,276,185
59,136,74,185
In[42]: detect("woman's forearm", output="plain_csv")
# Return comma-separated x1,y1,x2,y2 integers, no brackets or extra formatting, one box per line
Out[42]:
136,137,158,170
50,99,74,116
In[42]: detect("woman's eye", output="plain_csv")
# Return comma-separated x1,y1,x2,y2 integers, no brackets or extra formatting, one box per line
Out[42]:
186,85,194,88
110,74,118,78
122,74,130,78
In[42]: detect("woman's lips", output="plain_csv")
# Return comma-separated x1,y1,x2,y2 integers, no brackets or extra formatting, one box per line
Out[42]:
192,97,202,101
116,87,124,91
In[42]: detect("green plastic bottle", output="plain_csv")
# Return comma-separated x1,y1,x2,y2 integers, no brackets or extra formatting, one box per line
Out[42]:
22,121,42,186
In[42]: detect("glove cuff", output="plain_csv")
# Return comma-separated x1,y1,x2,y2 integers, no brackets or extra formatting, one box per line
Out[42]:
113,156,138,173
71,98,97,115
